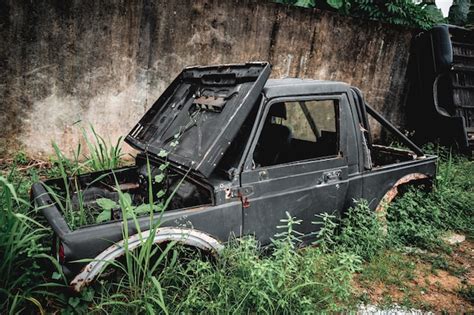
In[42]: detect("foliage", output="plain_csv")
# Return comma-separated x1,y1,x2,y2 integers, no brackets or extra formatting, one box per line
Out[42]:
449,0,470,26
458,284,474,304
275,0,445,29
80,125,124,172
316,151,473,258
157,213,361,313
41,125,128,229
358,250,416,287
466,2,474,28
315,200,386,261
0,138,472,312
86,180,171,314
387,153,474,250
0,176,48,313
66,211,361,313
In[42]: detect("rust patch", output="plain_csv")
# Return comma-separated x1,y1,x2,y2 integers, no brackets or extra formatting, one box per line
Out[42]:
375,173,430,234
375,173,429,214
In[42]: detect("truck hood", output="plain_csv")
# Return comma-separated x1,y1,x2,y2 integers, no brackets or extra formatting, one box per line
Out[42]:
125,62,271,178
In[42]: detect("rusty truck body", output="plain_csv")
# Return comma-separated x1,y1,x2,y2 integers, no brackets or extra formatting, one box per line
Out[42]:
31,62,437,291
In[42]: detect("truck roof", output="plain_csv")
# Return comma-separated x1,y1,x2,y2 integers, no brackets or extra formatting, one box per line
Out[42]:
263,78,350,99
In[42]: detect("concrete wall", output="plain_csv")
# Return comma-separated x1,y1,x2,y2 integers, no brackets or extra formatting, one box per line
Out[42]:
0,0,414,158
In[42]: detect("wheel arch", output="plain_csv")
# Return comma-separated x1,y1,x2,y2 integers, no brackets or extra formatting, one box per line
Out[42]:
70,227,223,292
375,172,432,214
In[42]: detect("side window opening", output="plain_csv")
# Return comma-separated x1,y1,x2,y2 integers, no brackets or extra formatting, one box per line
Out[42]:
253,99,339,168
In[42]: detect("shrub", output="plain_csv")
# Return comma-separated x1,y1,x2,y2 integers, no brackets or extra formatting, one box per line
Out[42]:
387,154,474,249
158,213,361,313
275,0,445,29
316,200,386,261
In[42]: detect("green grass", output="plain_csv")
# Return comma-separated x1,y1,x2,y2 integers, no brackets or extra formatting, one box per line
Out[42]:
359,250,416,287
156,214,361,313
0,175,48,313
387,153,474,250
458,284,474,304
0,138,472,313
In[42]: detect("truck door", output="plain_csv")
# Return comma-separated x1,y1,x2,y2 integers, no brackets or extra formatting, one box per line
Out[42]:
240,95,350,244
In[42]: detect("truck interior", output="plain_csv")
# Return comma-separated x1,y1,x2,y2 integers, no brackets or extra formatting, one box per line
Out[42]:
253,100,339,167
43,158,213,229
215,87,424,179
245,90,423,171
350,87,425,168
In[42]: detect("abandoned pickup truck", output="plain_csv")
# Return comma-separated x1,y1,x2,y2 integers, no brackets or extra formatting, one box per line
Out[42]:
31,62,437,291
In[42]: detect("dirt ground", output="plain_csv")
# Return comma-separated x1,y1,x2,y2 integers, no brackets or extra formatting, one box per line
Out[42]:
354,238,474,312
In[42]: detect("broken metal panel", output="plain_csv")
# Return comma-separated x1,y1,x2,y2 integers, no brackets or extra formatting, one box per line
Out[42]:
362,156,436,216
125,62,271,178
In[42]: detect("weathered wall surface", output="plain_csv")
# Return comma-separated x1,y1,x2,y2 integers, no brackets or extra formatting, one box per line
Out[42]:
0,0,413,158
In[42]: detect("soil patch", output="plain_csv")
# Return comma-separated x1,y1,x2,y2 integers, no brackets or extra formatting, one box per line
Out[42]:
354,239,474,312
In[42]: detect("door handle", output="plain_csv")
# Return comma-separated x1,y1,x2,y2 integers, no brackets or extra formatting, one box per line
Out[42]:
322,170,342,183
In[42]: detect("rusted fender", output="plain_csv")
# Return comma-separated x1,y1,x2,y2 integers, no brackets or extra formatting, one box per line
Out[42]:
70,227,223,292
375,173,430,214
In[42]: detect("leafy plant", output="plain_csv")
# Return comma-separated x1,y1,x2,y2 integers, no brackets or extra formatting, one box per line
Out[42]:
1,140,472,313
315,200,386,261
359,250,416,287
94,160,170,224
458,284,474,304
90,181,171,314
387,153,474,251
157,213,361,313
274,0,445,29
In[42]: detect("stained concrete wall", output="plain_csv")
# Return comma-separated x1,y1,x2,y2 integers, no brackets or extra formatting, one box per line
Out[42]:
0,0,414,158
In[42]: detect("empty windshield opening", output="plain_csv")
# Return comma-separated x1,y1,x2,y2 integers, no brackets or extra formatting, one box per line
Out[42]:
213,95,261,178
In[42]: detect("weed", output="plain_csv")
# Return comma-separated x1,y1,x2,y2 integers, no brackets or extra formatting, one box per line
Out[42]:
359,251,415,287
427,254,449,272
316,200,386,261
158,213,361,313
81,126,124,172
13,150,28,165
1,138,472,313
458,284,474,304
387,154,474,250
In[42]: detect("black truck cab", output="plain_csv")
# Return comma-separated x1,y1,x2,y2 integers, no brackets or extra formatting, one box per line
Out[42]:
31,62,437,291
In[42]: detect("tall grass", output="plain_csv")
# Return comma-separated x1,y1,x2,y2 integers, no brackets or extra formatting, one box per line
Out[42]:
156,213,361,313
81,126,124,172
78,210,361,313
315,153,473,259
43,126,126,230
68,158,171,314
316,200,386,261
0,176,48,313
1,137,472,313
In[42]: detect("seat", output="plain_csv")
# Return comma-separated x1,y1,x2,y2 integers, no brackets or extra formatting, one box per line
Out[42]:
254,103,292,166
